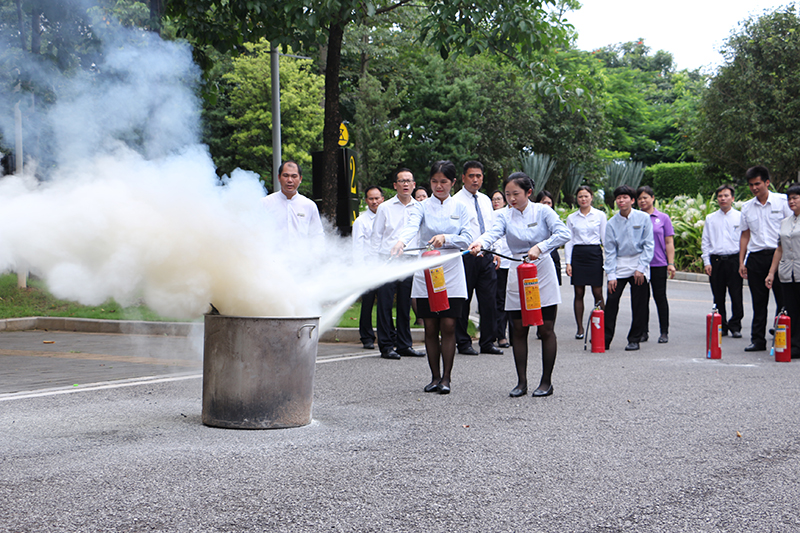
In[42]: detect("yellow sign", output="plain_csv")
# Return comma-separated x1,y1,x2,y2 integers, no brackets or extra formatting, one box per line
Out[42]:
338,123,349,146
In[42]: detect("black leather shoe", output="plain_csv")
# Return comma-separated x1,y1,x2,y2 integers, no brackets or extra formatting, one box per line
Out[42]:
424,380,440,393
640,333,648,342
509,386,528,397
362,342,375,349
744,343,766,352
397,347,425,357
380,350,401,360
625,342,640,351
481,346,503,355
658,334,668,343
438,383,451,394
575,332,585,340
459,346,479,356
498,340,510,348
532,385,553,397
731,331,742,338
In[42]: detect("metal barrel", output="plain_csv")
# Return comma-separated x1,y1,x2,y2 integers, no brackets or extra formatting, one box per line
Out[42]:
202,315,319,429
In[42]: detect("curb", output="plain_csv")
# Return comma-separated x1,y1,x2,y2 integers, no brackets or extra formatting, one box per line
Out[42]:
0,316,425,343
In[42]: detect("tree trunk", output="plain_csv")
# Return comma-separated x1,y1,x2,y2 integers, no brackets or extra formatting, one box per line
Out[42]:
320,20,345,222
16,0,25,51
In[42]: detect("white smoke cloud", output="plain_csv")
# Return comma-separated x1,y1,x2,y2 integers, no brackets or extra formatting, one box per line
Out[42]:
0,6,435,328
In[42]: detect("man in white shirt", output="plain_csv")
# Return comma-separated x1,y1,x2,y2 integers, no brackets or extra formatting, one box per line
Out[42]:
370,169,425,360
261,161,323,238
701,184,744,338
738,166,791,351
453,161,502,355
351,186,384,349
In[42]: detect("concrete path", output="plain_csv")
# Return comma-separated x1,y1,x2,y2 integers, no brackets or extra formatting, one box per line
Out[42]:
1,279,798,532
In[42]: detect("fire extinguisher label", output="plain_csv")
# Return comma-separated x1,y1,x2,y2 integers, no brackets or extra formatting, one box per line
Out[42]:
429,267,446,293
522,278,541,310
775,325,787,350
717,324,721,345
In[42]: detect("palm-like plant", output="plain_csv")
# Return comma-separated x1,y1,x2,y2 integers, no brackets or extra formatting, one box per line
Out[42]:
519,152,556,197
603,161,645,204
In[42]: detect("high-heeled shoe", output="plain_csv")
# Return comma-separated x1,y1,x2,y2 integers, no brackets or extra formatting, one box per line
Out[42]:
575,332,585,340
509,386,528,397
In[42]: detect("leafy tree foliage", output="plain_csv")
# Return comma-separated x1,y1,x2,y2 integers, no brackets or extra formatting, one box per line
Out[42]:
692,5,800,187
167,0,575,221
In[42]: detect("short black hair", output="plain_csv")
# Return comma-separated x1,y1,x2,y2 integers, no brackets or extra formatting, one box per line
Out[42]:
364,185,383,199
393,168,414,182
463,161,484,174
613,185,636,200
278,160,303,176
745,165,770,183
715,184,735,198
786,182,800,197
636,185,655,199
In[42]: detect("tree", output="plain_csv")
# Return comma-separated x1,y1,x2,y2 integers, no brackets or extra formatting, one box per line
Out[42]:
167,0,575,223
692,5,800,187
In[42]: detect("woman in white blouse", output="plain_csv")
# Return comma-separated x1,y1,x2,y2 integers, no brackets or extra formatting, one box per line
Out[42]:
765,182,800,359
565,186,607,339
391,161,473,394
468,172,570,398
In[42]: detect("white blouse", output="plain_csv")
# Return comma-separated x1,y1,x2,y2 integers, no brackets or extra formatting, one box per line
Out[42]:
564,207,607,263
397,195,474,299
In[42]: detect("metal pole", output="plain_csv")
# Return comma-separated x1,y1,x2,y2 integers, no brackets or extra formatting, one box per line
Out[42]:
14,79,27,288
270,42,281,194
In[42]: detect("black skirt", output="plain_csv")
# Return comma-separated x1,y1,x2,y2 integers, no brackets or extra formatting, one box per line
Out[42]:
416,298,465,319
570,244,604,287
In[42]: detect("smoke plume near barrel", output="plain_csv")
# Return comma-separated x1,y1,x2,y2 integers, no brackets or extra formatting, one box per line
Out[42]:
0,8,437,329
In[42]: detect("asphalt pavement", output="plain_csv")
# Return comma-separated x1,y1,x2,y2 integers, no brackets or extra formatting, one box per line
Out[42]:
1,279,799,532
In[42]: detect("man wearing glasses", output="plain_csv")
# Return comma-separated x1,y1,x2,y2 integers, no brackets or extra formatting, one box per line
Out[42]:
370,169,426,359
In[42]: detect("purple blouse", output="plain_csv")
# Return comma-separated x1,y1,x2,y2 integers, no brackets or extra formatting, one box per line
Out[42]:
649,209,674,267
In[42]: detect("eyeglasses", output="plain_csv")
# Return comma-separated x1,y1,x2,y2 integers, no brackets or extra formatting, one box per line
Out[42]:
396,179,414,184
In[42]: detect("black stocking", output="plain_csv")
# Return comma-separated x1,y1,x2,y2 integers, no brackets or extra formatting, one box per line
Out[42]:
439,317,456,387
537,317,557,391
574,285,586,334
423,317,441,386
511,318,530,389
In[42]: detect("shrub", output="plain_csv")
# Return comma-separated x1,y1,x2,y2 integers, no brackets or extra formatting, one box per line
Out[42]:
645,163,725,199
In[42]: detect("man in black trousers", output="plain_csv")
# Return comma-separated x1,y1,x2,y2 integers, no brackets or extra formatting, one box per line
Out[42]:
738,166,791,352
453,161,503,355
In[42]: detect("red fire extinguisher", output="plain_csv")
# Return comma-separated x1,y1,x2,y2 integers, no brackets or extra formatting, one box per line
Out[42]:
773,309,791,363
706,305,722,359
588,304,604,353
517,259,543,327
422,249,449,312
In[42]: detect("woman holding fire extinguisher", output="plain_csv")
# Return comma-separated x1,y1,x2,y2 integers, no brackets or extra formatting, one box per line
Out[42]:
468,172,570,397
765,182,800,359
391,160,474,394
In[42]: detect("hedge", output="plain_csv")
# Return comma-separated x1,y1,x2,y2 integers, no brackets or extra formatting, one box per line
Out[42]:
643,162,726,199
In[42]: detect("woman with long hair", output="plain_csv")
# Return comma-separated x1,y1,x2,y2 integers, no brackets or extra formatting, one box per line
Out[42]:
392,161,473,394
564,185,606,339
469,173,569,397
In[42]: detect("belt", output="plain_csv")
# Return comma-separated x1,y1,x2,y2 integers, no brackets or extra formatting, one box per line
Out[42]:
750,249,776,255
711,254,737,260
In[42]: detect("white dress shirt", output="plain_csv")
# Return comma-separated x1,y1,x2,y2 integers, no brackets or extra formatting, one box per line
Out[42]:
397,196,473,299
370,196,419,256
478,201,570,310
453,187,492,242
351,209,377,260
261,191,323,238
701,208,742,266
777,214,800,283
564,207,607,263
740,192,791,252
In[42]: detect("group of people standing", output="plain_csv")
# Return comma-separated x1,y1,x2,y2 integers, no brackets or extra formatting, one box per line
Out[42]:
268,159,799,403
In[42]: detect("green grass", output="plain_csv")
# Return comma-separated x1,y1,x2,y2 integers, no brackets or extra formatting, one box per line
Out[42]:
0,273,177,321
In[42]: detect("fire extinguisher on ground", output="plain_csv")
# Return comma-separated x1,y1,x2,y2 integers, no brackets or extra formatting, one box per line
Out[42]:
422,249,450,312
706,305,722,359
772,309,791,363
584,304,605,353
517,259,543,327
